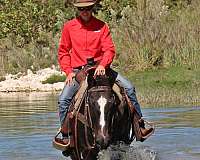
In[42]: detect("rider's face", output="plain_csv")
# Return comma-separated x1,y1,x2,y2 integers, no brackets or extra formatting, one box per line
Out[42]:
77,5,93,23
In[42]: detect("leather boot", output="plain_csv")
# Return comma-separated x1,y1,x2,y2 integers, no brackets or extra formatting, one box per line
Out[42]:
140,127,154,137
139,119,154,138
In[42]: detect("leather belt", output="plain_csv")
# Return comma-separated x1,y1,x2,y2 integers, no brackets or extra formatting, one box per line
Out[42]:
74,66,85,70
74,61,98,70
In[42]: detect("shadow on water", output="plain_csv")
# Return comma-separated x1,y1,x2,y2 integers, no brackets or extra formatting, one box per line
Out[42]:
0,92,199,160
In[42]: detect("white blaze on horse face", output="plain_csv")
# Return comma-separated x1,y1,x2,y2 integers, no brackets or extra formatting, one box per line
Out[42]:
97,95,107,133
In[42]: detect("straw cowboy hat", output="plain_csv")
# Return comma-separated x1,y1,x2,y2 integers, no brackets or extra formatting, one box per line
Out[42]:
73,0,98,7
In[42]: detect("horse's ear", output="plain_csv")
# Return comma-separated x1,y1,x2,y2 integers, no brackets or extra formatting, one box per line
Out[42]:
75,70,87,83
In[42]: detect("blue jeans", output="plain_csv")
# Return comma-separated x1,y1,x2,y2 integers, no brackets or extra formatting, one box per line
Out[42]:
58,69,143,125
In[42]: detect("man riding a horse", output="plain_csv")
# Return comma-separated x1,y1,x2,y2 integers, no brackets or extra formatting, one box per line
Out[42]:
53,0,154,157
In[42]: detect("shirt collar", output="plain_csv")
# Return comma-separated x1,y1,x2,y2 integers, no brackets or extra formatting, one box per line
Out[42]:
77,16,95,29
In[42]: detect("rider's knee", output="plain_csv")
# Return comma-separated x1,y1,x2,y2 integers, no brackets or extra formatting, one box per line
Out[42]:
58,95,71,107
124,81,136,93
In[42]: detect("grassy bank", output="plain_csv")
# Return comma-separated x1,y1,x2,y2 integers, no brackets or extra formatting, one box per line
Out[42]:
124,66,200,107
41,66,199,107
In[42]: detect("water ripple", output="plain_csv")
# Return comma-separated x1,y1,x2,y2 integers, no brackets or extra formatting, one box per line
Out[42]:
0,93,200,160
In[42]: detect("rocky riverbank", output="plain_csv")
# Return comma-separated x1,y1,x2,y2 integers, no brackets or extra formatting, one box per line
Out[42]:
0,68,64,93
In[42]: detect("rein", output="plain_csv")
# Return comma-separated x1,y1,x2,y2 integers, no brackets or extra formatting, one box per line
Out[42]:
72,78,96,160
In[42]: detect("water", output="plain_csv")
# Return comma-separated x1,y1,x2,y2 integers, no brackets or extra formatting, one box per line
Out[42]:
0,92,200,160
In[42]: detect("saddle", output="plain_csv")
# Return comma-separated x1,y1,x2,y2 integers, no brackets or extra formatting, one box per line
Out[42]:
53,67,155,151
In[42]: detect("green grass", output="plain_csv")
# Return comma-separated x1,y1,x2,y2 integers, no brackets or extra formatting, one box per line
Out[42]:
122,66,200,107
41,66,200,107
42,74,66,84
126,66,199,90
41,66,199,106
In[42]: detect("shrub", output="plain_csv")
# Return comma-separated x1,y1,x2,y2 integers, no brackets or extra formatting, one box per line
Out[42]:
0,0,199,74
42,74,66,84
110,0,200,71
0,76,6,82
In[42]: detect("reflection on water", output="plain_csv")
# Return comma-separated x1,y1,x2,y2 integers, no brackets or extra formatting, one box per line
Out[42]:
0,93,200,160
143,107,200,160
0,92,66,160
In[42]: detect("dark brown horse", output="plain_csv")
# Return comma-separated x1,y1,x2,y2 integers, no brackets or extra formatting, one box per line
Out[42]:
61,67,133,160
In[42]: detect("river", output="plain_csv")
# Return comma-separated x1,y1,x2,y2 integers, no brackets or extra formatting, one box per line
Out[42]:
0,92,199,160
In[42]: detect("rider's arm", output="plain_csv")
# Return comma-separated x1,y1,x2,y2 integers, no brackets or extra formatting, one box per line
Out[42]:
58,23,73,75
99,24,115,68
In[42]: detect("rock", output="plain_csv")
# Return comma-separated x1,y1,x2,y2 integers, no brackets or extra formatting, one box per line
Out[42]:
16,72,23,78
27,69,33,75
0,68,64,92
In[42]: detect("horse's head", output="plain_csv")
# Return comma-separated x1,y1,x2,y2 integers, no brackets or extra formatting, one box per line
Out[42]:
86,69,117,148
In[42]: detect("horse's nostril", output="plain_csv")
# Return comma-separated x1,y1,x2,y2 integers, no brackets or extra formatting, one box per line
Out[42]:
96,134,104,146
96,128,110,149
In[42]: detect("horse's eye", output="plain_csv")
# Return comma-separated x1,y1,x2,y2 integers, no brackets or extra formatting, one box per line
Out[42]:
107,100,113,103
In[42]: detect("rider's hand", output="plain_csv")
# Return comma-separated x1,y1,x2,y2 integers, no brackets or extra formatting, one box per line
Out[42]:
94,65,105,77
65,72,76,86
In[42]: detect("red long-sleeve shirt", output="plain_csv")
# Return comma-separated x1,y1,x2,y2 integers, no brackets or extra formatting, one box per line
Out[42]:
58,16,115,75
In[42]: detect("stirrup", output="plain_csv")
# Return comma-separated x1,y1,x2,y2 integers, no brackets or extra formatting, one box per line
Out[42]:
52,128,71,151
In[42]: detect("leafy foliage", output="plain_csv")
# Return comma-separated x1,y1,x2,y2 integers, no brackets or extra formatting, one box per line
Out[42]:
0,0,199,74
0,0,75,73
164,0,192,9
0,0,75,43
